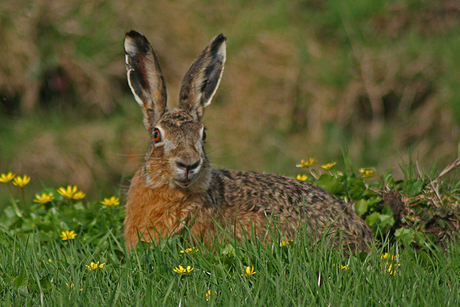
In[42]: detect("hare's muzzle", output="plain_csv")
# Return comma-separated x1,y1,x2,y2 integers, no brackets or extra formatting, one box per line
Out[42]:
173,159,202,188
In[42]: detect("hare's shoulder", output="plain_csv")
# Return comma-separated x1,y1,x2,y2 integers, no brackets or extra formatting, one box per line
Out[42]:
208,168,343,208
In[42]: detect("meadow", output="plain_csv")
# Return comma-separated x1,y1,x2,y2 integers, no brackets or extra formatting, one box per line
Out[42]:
1,156,459,306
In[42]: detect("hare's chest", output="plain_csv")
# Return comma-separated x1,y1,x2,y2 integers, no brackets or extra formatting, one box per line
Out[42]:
146,197,202,231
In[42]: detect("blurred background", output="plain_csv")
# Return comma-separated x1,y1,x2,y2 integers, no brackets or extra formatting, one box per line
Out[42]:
1,0,459,205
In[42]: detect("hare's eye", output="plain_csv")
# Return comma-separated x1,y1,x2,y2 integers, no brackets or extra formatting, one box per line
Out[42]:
202,129,206,141
153,128,162,143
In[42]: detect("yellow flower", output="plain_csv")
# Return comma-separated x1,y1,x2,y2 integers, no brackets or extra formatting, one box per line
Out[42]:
179,247,198,254
380,253,399,261
388,263,401,276
280,240,292,247
57,185,78,199
34,193,55,204
60,230,77,241
0,172,16,183
66,283,83,291
359,168,376,178
296,158,317,168
295,174,308,181
206,290,212,301
86,261,105,270
173,265,194,275
321,162,337,170
101,196,119,206
340,265,348,272
242,266,256,277
380,253,400,275
72,191,86,200
12,175,30,187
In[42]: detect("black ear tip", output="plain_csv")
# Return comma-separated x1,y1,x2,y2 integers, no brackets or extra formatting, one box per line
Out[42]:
216,33,227,42
209,34,226,52
125,30,146,40
125,30,152,54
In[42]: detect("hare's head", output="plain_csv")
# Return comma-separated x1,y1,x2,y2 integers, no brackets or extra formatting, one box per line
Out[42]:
124,31,226,192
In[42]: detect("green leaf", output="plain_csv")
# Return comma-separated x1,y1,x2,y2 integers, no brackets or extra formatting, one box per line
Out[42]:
347,178,366,199
221,243,236,256
365,211,394,232
354,199,368,216
378,214,395,232
316,174,344,195
406,180,425,197
348,186,364,199
365,212,380,227
0,209,21,229
40,277,52,293
12,274,29,295
382,205,393,215
394,228,415,247
367,197,383,207
3,206,18,219
358,251,368,262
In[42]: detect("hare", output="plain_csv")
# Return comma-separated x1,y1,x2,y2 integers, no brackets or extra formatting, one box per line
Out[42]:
123,30,373,252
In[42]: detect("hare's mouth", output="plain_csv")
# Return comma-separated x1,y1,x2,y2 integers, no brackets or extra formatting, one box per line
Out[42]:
176,179,192,188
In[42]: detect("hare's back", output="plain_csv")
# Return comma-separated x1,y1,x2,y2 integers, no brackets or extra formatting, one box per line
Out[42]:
211,168,349,214
209,168,373,249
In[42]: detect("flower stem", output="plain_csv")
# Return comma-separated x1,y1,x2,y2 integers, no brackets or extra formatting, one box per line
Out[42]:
7,183,23,218
20,187,30,217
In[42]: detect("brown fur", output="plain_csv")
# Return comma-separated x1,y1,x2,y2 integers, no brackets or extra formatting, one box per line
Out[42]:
123,30,373,252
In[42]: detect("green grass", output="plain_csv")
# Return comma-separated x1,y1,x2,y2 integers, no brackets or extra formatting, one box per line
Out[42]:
1,226,460,306
1,158,460,306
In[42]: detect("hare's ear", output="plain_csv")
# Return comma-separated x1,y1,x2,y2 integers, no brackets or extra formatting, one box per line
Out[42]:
179,34,226,121
124,30,167,132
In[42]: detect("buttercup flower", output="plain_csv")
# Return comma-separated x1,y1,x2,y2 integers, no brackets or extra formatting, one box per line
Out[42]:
380,253,400,275
72,191,86,200
381,253,399,261
173,265,194,275
359,168,376,178
60,230,77,241
0,172,16,183
34,193,55,205
388,263,401,276
340,265,348,272
101,196,119,207
296,158,317,168
321,162,337,170
280,240,292,247
206,290,212,301
86,261,105,270
296,174,308,181
66,282,83,291
180,247,198,254
57,185,78,199
12,175,30,187
242,266,256,277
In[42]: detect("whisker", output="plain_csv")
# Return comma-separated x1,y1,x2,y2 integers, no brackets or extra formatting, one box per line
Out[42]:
113,154,145,158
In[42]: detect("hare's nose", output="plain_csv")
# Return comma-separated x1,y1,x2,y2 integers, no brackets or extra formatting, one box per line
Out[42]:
176,160,200,173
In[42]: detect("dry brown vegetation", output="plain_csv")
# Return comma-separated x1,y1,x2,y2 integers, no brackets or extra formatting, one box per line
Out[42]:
1,0,460,199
